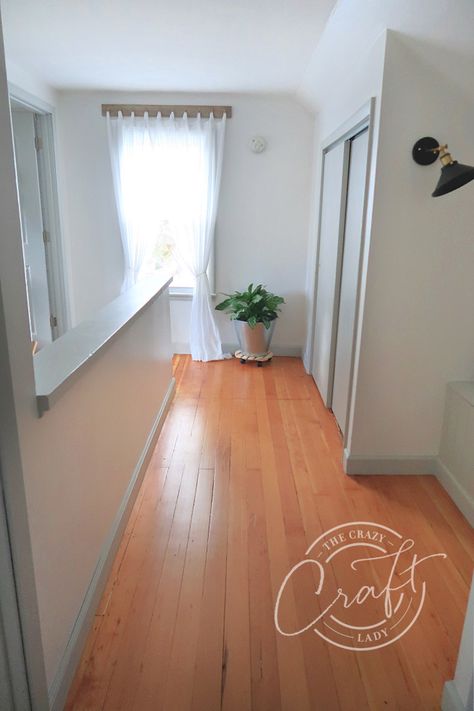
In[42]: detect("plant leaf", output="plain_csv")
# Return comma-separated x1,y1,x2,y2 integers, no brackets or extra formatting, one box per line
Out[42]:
215,284,284,324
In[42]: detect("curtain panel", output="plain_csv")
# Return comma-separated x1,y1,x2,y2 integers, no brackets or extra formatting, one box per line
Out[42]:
106,110,227,361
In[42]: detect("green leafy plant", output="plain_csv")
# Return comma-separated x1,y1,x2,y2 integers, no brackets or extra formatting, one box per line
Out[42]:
215,283,285,329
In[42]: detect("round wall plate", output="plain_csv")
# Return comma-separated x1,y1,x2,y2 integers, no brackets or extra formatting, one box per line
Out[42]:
250,136,267,153
412,136,439,165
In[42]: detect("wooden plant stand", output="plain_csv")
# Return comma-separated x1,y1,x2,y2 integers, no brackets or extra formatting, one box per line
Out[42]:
235,350,273,367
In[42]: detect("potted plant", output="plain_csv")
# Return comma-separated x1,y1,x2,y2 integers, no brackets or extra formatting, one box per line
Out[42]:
215,283,284,359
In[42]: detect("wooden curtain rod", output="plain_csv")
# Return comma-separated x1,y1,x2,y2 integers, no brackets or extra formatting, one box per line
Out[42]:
102,104,232,119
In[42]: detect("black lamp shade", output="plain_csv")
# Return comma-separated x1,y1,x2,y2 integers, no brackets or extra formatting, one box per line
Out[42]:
432,161,474,197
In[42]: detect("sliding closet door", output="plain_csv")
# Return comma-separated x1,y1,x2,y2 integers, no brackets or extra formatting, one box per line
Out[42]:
312,141,346,405
331,128,369,434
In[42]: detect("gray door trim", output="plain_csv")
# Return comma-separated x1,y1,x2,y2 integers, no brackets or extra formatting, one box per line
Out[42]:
325,138,351,409
9,84,71,337
330,127,369,436
0,12,50,709
307,99,375,383
0,469,31,710
0,286,49,711
309,100,375,451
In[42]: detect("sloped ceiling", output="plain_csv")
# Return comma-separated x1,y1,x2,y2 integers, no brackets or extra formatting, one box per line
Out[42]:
299,0,474,111
0,0,336,92
3,0,474,106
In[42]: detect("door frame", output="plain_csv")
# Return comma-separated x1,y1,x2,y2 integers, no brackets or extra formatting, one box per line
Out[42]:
330,126,369,437
0,39,50,710
0,460,32,710
309,99,375,446
310,139,350,406
0,286,49,711
9,83,71,338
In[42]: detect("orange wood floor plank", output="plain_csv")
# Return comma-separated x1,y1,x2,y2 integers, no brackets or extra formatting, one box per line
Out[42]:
66,356,474,711
129,405,205,710
191,400,232,711
255,396,313,711
65,462,173,711
221,398,252,711
161,466,215,711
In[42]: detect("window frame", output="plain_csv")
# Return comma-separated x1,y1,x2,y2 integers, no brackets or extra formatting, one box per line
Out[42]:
115,124,218,299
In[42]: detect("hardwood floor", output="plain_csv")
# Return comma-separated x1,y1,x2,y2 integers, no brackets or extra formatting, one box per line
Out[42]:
66,356,474,710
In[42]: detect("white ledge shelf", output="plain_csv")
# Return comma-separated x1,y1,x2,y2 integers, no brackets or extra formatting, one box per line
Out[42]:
34,273,172,416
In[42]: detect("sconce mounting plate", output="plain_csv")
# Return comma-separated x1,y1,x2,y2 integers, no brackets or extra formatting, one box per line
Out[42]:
412,136,439,165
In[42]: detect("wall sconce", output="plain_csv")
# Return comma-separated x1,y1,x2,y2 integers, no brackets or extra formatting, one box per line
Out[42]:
412,136,474,196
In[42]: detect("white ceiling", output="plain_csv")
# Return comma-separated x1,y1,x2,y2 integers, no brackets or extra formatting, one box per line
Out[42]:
1,0,337,93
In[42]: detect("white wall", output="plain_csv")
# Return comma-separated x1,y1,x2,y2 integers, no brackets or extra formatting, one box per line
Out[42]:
2,259,173,696
443,574,474,710
26,292,172,689
0,174,174,693
438,383,474,526
55,90,314,352
302,30,387,368
348,32,474,460
302,1,474,467
55,91,123,326
6,57,57,108
1,29,175,701
299,0,474,114
0,18,50,708
5,61,78,340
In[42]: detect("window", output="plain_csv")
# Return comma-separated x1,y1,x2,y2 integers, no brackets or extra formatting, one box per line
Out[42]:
107,108,227,359
117,127,213,293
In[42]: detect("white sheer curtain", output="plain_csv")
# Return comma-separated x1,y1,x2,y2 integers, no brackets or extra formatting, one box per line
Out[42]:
106,110,227,361
107,112,154,290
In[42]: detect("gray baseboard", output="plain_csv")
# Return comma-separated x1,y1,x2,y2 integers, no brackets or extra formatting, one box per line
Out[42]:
343,450,474,526
223,342,302,357
343,450,437,475
442,680,470,711
48,377,176,711
172,342,302,357
434,458,474,527
302,349,312,373
172,342,192,355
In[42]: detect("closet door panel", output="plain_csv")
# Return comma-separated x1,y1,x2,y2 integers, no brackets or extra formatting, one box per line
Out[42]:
312,141,346,404
332,129,369,433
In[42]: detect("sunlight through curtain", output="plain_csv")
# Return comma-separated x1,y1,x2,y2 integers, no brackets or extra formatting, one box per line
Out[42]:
107,110,227,361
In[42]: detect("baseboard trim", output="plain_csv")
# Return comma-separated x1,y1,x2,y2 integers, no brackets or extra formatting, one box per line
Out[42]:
441,680,469,711
303,353,311,374
343,450,474,526
222,342,302,357
172,342,191,355
173,342,302,357
434,458,474,527
343,450,437,475
48,377,176,711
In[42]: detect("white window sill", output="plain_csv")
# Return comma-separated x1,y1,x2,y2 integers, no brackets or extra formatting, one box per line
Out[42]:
169,289,216,300
169,289,192,300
